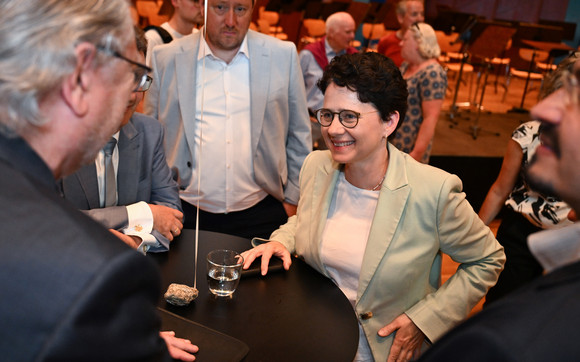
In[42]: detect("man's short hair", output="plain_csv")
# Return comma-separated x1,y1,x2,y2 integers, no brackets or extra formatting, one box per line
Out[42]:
0,0,131,133
396,0,425,16
135,26,148,56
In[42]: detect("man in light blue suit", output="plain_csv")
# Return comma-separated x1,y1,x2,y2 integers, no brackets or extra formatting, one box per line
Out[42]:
62,27,183,253
144,0,312,239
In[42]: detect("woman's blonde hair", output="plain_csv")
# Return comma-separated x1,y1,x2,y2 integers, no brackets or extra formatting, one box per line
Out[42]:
408,22,440,60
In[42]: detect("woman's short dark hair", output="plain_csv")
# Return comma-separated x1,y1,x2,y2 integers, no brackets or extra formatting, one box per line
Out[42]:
317,52,408,128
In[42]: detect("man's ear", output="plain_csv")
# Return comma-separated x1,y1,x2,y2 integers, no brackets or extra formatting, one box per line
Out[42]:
384,111,400,138
61,42,97,117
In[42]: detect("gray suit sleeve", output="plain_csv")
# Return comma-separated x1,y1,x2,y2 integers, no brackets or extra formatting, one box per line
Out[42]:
284,43,312,204
82,206,128,230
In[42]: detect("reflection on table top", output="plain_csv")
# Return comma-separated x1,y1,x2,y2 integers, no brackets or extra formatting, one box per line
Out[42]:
149,229,359,362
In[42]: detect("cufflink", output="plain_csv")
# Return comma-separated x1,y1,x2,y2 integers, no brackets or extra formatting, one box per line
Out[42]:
359,312,373,320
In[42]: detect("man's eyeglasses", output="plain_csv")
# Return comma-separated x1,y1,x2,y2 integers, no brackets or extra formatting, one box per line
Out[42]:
563,69,580,106
314,108,379,129
96,46,152,92
138,76,153,92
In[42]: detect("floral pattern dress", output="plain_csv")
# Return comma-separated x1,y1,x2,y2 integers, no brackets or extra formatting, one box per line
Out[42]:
391,62,447,163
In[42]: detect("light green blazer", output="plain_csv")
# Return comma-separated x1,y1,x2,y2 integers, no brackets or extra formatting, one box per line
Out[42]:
270,145,505,361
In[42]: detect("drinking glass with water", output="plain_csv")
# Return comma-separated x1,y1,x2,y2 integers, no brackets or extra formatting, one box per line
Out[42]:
206,249,244,297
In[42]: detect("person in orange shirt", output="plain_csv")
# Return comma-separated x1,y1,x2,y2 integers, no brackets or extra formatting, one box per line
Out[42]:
377,0,424,67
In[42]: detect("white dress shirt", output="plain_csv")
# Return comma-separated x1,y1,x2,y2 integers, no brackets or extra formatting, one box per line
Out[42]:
180,34,267,213
145,22,199,65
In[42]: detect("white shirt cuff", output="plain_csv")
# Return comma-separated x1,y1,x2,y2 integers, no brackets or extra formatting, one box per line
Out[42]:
125,201,153,233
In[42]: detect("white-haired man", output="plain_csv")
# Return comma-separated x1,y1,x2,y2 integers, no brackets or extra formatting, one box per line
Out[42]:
299,11,357,149
0,0,196,360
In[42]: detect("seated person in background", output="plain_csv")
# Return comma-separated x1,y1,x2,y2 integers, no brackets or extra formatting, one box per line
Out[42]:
478,54,578,306
61,26,183,253
300,12,357,149
241,52,504,362
377,0,424,67
391,22,447,163
418,54,580,362
144,0,203,64
0,0,196,359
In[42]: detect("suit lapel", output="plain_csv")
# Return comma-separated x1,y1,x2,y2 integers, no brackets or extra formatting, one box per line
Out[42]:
308,159,340,272
358,145,410,299
248,31,270,153
75,164,100,209
117,120,140,205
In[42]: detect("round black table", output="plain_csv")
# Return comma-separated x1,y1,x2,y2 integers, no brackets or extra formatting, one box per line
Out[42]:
149,229,359,361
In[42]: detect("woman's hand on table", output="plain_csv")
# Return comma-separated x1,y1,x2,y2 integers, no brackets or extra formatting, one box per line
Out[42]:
241,241,292,276
379,313,425,362
160,331,199,361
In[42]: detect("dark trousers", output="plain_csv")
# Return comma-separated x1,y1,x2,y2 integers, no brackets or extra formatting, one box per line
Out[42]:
181,195,289,240
484,209,543,306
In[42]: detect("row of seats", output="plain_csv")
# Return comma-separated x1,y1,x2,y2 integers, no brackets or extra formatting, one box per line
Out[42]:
131,2,563,106
436,30,559,107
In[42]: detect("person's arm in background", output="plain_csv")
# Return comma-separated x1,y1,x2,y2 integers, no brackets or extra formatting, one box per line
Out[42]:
409,98,443,161
478,139,523,225
410,65,447,162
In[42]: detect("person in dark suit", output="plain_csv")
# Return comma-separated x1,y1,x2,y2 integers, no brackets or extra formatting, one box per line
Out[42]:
0,1,197,360
418,57,580,362
61,26,183,253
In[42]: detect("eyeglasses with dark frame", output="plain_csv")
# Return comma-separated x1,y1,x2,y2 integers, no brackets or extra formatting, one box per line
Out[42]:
563,69,580,106
137,75,153,92
314,108,380,129
96,46,152,92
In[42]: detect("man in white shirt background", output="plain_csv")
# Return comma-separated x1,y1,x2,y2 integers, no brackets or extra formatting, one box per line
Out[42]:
145,0,203,64
145,0,312,239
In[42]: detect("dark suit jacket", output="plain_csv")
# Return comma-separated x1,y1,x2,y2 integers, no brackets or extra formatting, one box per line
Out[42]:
0,132,170,361
419,260,580,362
61,113,180,251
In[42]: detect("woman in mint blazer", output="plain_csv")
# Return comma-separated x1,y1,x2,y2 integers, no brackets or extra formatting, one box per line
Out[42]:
242,52,505,361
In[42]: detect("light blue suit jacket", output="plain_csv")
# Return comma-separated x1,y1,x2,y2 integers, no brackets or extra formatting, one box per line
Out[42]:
60,113,181,252
270,145,505,360
144,30,312,205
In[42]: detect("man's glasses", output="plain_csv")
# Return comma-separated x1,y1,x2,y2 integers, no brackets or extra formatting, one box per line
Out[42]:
97,46,152,92
563,69,580,106
314,108,379,129
138,76,153,92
